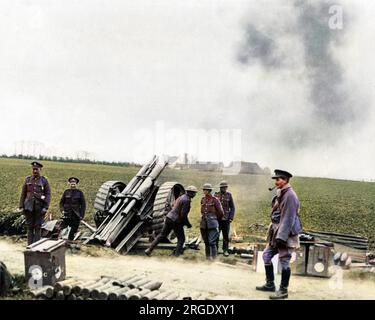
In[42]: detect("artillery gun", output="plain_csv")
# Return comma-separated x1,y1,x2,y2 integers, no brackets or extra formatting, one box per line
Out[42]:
85,156,185,255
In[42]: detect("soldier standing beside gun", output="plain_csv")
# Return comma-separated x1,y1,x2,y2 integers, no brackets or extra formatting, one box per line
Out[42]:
200,183,224,260
256,169,302,300
145,186,198,257
215,180,235,257
19,162,51,245
59,177,86,241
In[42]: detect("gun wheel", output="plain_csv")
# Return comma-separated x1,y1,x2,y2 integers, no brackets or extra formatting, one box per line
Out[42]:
151,182,185,243
93,181,127,227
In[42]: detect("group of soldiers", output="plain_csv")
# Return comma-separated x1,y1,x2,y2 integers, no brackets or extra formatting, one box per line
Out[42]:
18,161,302,300
19,161,86,245
145,180,236,260
145,168,302,300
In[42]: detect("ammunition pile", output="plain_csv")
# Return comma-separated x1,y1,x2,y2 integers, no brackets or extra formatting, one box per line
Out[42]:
31,275,206,300
303,230,369,251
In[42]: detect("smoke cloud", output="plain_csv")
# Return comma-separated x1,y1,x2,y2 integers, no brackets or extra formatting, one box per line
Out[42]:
237,0,368,148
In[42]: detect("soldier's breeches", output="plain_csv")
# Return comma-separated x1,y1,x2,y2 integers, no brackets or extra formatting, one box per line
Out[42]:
68,219,80,241
60,217,80,241
201,228,219,258
263,245,292,270
149,218,185,254
278,248,292,270
24,210,45,245
172,224,185,254
24,210,45,228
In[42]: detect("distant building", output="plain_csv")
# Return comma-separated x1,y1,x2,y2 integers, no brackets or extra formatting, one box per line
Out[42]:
168,154,269,175
189,161,224,172
224,161,270,175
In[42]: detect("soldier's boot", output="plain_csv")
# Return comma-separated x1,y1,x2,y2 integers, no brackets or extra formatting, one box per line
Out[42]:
256,265,276,292
33,227,41,244
269,268,290,300
210,245,218,260
27,227,34,246
174,243,184,257
223,241,229,257
144,238,159,256
205,246,210,259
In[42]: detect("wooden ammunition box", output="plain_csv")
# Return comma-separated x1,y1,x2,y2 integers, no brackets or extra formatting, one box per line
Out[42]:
306,244,333,278
24,239,66,288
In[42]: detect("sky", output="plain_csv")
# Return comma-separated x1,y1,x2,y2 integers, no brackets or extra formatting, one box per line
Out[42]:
0,0,374,181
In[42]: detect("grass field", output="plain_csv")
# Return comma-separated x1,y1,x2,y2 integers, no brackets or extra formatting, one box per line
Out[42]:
0,158,374,241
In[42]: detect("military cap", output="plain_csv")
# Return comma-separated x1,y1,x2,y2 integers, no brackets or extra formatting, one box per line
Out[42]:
68,177,80,183
186,185,198,193
31,161,43,168
272,169,293,179
202,183,213,190
219,180,228,188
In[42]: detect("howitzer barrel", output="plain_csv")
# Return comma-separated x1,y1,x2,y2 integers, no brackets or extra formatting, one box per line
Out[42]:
105,159,167,245
99,157,157,240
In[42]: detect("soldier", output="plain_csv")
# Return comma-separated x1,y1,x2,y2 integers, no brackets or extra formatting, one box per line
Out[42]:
59,177,86,241
256,169,302,300
200,183,224,260
215,180,235,257
145,186,198,257
19,161,51,245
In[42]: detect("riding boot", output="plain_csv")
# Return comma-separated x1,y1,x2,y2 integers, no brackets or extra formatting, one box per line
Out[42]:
33,227,41,244
256,265,276,292
210,245,217,260
145,237,160,256
270,268,290,299
205,246,210,259
27,227,34,246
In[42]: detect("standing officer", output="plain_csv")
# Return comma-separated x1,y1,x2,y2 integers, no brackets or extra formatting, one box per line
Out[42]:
145,186,198,257
215,181,235,257
19,161,51,245
256,169,302,299
200,183,224,260
59,177,86,241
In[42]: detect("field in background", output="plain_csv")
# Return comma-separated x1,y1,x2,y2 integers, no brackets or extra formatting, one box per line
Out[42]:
0,158,374,241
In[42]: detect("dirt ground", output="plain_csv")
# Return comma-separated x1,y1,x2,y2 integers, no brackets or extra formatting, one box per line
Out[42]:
1,238,374,300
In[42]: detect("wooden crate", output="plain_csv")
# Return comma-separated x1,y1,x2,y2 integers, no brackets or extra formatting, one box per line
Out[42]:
306,244,333,278
24,238,66,289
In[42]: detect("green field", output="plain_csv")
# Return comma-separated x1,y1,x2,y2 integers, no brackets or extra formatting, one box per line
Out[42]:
0,158,374,241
